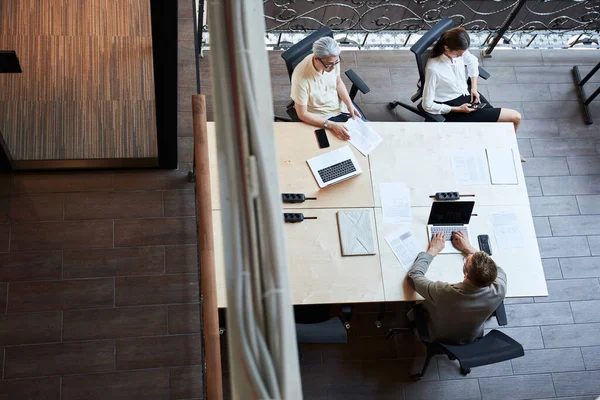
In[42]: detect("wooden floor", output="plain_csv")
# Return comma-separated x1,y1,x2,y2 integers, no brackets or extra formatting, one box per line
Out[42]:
194,48,600,399
0,0,157,162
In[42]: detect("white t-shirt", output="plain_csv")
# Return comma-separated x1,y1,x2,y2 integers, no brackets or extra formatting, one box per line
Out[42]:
421,51,480,114
290,54,348,118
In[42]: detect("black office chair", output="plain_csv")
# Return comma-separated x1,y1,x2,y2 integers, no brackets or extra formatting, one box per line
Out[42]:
294,304,352,344
280,27,370,122
389,17,491,122
388,302,523,380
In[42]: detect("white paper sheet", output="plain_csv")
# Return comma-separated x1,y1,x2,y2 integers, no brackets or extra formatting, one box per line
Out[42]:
451,150,490,185
486,148,518,185
385,230,422,270
491,212,523,249
379,182,411,225
345,118,383,156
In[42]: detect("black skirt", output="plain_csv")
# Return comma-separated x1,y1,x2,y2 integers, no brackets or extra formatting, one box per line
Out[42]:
441,93,501,123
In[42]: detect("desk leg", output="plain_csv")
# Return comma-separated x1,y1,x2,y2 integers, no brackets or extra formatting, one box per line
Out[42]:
341,305,353,330
375,302,385,328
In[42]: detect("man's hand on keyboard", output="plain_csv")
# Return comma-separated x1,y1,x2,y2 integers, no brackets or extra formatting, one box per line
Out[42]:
426,232,446,257
451,231,477,255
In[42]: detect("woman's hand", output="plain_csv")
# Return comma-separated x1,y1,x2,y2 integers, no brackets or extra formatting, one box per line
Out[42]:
454,103,476,113
328,122,351,140
470,88,480,104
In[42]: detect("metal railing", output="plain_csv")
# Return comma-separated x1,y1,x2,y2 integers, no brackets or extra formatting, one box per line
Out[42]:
197,0,600,52
262,0,600,33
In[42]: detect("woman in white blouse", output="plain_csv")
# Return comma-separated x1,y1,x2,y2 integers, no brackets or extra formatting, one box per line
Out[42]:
421,27,522,134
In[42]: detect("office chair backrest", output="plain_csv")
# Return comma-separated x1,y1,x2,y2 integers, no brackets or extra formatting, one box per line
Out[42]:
281,27,334,80
411,17,455,88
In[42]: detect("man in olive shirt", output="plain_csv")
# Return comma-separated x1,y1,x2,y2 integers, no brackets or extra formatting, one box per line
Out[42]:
407,231,507,345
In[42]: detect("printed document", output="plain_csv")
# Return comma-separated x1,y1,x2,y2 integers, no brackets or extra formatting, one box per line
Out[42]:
491,212,523,249
385,230,422,270
346,118,383,156
486,148,518,185
379,182,411,225
451,150,490,185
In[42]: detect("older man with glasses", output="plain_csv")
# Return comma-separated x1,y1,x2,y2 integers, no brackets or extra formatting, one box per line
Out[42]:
406,231,507,345
290,36,363,141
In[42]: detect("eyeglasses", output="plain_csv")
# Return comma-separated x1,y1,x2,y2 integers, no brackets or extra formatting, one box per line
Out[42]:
318,56,341,69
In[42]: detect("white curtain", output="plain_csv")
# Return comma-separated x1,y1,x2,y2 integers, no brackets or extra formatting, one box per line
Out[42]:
206,0,302,398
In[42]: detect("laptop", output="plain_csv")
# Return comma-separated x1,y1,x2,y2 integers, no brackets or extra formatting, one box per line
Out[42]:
426,201,475,254
307,146,362,188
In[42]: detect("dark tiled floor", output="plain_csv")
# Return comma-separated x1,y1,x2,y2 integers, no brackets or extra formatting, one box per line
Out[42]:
194,47,600,399
0,1,202,399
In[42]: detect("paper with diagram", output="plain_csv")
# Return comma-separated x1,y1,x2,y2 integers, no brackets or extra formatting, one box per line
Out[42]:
385,230,422,270
451,149,490,185
379,182,411,225
491,212,523,249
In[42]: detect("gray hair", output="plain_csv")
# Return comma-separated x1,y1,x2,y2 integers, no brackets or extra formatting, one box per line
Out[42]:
312,37,341,59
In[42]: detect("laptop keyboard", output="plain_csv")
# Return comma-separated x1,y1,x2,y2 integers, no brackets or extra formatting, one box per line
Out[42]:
318,159,356,183
431,225,469,240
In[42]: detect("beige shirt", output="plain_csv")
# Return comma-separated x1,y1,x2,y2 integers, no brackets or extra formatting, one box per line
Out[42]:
290,54,348,118
407,252,507,345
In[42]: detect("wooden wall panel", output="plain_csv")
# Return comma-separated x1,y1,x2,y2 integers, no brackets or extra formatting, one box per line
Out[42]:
0,0,152,38
0,0,157,161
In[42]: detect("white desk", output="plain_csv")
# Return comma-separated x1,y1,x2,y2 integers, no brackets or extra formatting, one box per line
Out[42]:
368,122,529,207
207,122,548,307
375,206,546,301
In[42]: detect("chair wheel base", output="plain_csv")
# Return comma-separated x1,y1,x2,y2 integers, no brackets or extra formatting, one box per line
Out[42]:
388,101,398,109
460,368,471,376
410,373,424,381
386,328,409,339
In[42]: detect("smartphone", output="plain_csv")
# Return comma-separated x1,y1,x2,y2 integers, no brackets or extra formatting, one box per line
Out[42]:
315,128,330,149
477,234,492,256
469,103,488,110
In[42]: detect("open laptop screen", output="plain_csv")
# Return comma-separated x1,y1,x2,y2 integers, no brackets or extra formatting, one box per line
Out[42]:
427,201,475,225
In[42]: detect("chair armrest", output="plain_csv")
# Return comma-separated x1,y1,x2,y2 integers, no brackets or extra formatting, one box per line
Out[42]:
345,69,370,101
417,103,446,122
426,113,446,123
478,66,490,80
411,88,423,103
286,100,300,122
345,70,370,94
493,302,508,326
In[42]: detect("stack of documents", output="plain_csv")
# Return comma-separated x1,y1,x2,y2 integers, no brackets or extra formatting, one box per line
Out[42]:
486,148,518,185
